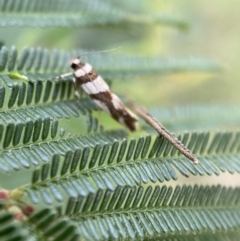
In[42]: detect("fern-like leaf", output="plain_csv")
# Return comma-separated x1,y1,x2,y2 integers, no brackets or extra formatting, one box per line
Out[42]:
65,185,240,240
23,185,240,240
146,104,240,132
0,2,237,239
0,0,188,29
13,130,239,205
0,47,220,79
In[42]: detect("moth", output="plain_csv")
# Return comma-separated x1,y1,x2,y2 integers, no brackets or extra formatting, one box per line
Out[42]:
59,49,138,131
59,50,198,164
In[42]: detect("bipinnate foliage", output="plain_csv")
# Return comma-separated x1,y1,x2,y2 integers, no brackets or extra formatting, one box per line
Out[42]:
0,0,189,29
0,1,239,241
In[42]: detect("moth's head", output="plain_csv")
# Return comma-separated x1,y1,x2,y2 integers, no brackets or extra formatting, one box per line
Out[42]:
70,57,81,69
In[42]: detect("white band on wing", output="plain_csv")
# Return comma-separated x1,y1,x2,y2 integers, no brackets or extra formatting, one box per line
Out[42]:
74,63,92,77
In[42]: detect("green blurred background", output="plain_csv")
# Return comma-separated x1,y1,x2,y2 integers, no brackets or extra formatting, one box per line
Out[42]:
1,0,239,107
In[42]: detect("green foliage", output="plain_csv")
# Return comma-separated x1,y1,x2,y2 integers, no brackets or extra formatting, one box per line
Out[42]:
13,130,239,207
0,0,188,29
146,105,240,132
0,1,239,241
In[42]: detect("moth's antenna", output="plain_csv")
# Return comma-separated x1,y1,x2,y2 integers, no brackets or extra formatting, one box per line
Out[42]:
80,46,121,58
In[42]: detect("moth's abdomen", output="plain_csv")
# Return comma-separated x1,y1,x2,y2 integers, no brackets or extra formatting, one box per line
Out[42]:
117,109,138,131
91,92,138,131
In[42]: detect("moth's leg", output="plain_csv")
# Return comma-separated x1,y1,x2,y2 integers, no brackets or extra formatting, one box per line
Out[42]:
59,72,73,79
73,77,80,99
97,107,102,127
53,72,73,81
72,77,83,113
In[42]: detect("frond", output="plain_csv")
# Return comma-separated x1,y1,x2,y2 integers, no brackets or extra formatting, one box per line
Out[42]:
0,0,188,29
68,185,240,240
145,104,240,132
0,47,220,83
87,54,221,78
3,185,239,241
0,201,80,241
0,201,28,241
25,185,240,240
0,129,126,173
18,130,240,204
26,208,80,241
0,98,96,149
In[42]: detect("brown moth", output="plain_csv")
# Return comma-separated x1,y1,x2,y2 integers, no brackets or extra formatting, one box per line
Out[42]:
68,57,138,131
58,51,198,164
